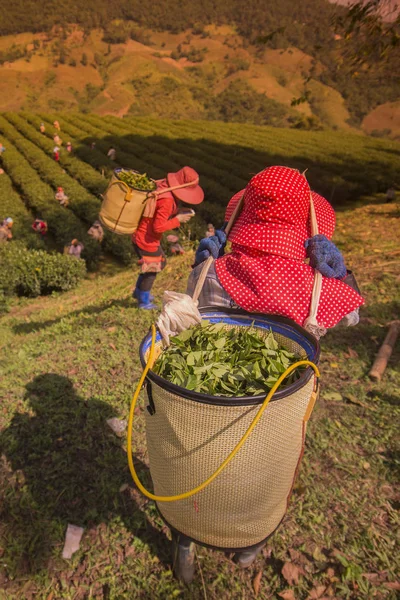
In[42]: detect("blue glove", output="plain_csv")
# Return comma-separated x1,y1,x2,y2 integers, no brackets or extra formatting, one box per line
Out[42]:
304,234,347,279
194,230,227,267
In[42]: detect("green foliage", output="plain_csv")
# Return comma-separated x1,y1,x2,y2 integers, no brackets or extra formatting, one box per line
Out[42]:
171,44,208,62
0,118,100,269
0,169,45,250
207,79,292,127
0,241,86,307
7,113,134,265
154,320,302,395
130,28,152,46
102,22,130,44
44,71,56,87
226,57,250,76
117,170,155,191
0,43,27,65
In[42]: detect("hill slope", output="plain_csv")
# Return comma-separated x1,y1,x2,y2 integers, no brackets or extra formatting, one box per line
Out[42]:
0,198,399,598
0,7,399,135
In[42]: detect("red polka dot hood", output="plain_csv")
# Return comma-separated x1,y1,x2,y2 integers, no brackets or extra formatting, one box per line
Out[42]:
215,166,364,329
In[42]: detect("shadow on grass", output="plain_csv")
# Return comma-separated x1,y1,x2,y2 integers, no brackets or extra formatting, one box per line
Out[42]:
12,296,136,335
0,373,169,579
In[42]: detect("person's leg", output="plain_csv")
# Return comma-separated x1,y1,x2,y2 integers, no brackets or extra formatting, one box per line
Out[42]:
171,532,196,584
233,541,266,569
132,244,165,306
138,273,157,292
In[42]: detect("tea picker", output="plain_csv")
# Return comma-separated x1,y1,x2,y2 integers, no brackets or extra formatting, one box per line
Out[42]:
99,166,204,309
127,181,327,583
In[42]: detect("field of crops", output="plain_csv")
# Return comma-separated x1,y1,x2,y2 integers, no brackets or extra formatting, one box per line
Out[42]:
1,114,399,599
1,112,399,274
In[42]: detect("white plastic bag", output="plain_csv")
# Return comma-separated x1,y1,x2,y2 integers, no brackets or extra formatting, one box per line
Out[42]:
157,291,202,346
62,524,84,559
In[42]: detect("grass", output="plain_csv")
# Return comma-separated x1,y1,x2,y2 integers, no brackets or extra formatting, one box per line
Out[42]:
0,198,399,599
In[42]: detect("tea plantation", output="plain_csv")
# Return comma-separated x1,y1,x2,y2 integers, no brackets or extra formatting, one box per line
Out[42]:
1,112,399,272
0,115,399,599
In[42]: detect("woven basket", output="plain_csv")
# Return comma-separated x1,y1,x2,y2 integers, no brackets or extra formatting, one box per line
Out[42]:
139,309,320,550
99,168,156,235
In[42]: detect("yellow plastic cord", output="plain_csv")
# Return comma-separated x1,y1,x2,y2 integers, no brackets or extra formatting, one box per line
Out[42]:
127,324,320,503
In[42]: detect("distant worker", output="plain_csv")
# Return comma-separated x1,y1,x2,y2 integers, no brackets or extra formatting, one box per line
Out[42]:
0,217,13,242
54,134,62,146
68,239,84,259
66,141,72,153
205,223,215,238
386,186,396,203
87,220,104,242
40,122,46,134
53,146,60,162
107,147,116,161
54,120,60,131
132,166,203,309
32,219,48,236
166,234,185,255
0,142,6,154
90,141,96,150
55,186,69,207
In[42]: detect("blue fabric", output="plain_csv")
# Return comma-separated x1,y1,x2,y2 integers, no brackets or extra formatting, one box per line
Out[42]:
304,234,347,279
194,230,227,266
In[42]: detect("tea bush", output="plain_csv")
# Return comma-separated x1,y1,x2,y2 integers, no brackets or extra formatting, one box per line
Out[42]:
0,242,86,309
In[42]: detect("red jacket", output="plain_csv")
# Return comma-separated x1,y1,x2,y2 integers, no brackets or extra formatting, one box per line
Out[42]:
134,180,180,252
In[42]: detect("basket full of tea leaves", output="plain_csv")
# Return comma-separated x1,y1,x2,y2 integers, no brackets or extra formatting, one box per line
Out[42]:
153,321,303,397
116,169,156,192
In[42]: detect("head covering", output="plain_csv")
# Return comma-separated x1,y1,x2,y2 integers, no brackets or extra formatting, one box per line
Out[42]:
167,167,204,205
166,234,179,243
215,166,364,329
57,187,63,192
5,217,13,224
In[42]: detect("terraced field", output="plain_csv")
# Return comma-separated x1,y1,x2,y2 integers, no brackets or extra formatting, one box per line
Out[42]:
1,113,399,271
0,115,399,599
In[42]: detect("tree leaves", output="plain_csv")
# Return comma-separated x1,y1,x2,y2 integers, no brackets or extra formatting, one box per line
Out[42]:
281,562,305,586
253,569,263,596
153,321,303,396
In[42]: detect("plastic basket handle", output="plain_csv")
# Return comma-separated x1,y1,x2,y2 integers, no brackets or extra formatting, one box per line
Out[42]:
108,180,134,202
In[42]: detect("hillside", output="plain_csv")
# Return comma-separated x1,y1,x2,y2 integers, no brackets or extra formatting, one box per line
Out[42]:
0,1,399,135
0,197,399,598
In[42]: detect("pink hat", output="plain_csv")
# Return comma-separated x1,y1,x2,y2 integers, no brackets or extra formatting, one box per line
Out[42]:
167,167,204,205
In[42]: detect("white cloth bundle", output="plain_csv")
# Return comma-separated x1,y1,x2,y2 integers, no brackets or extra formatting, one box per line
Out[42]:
157,291,202,346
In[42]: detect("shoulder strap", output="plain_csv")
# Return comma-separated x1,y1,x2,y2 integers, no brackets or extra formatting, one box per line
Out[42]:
303,191,323,333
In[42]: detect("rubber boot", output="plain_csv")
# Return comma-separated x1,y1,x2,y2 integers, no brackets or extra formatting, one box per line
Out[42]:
132,276,154,301
234,543,265,569
133,287,154,302
137,290,156,310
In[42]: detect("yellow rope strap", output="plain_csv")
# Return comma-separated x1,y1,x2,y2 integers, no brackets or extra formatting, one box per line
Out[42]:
127,324,320,503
